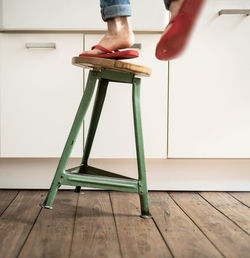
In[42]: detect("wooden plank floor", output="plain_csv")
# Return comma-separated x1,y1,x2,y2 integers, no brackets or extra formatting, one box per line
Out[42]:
0,190,249,258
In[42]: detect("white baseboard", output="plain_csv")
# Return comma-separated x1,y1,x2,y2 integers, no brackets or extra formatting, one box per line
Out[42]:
0,158,250,191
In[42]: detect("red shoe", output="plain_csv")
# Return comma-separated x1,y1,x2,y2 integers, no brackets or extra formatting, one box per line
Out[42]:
79,45,139,60
155,0,205,60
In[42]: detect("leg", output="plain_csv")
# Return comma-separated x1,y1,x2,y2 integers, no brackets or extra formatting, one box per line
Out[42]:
156,0,205,60
75,78,109,193
100,0,131,21
41,70,98,208
162,0,185,34
163,0,175,11
132,77,152,219
80,0,134,55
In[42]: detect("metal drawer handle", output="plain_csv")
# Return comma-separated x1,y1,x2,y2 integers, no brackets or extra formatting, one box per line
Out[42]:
218,9,250,16
25,43,56,49
129,43,142,50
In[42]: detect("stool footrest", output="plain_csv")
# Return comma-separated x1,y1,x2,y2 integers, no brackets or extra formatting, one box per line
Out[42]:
66,165,136,180
65,165,82,173
61,171,139,193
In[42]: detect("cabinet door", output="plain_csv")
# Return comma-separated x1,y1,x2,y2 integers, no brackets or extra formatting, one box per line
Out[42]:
84,34,168,158
1,0,167,31
168,0,250,158
0,33,83,157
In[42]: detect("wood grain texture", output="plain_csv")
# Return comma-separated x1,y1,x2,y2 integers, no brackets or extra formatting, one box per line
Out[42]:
0,190,19,215
200,192,250,234
110,191,172,258
72,56,151,77
0,190,249,257
0,190,44,258
70,191,121,258
170,192,250,258
19,190,78,258
228,192,250,208
150,192,223,258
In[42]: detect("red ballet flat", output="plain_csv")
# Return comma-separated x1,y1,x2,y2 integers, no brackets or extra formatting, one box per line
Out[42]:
155,0,205,60
79,45,139,60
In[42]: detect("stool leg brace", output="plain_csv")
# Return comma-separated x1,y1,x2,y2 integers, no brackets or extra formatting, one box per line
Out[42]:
40,69,152,219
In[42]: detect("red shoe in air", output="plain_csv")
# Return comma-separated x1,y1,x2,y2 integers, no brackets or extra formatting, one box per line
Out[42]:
155,0,205,60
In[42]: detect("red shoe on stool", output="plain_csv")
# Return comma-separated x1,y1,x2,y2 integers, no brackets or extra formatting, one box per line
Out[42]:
79,45,139,60
155,0,205,60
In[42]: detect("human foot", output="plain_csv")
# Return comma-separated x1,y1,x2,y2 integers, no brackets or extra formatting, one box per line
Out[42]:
164,0,185,35
80,16,135,56
155,0,205,60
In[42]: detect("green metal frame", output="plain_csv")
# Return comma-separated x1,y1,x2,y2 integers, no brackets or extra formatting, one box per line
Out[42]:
40,68,152,219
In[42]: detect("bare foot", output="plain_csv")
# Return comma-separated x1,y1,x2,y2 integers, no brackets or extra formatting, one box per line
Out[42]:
163,0,185,35
80,16,135,55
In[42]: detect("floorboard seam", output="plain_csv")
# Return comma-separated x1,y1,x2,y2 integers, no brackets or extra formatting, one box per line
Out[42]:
68,191,80,258
198,192,250,236
0,190,20,216
168,192,225,258
108,191,123,258
151,213,174,257
227,192,250,208
16,205,43,257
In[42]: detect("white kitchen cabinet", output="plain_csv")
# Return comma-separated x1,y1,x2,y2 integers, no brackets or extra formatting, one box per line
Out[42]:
83,34,168,158
0,2,2,29
0,33,84,157
168,0,250,158
0,0,167,31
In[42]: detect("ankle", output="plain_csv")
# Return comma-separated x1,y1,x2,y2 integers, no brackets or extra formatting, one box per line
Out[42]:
169,0,183,18
107,16,132,35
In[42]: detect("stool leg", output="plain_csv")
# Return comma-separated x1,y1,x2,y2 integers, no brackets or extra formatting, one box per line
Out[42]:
75,78,109,193
132,78,152,219
40,70,98,209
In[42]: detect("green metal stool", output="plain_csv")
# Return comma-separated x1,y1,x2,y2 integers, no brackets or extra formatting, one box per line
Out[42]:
40,56,152,219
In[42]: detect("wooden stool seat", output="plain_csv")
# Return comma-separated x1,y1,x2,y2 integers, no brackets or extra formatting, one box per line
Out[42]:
72,56,151,77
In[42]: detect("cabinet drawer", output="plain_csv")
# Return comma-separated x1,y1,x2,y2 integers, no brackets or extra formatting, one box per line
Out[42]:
0,0,167,31
168,0,250,158
83,34,168,158
0,33,84,157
